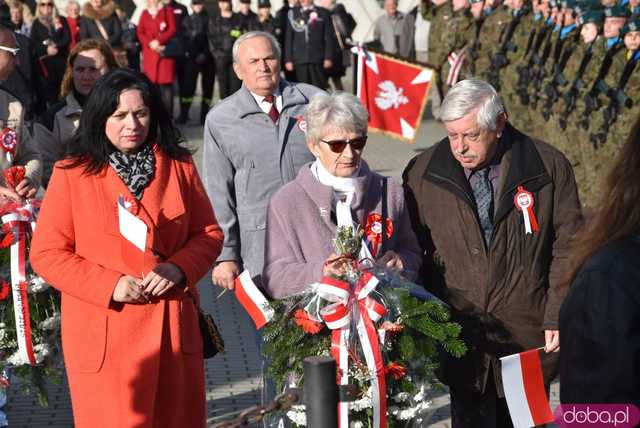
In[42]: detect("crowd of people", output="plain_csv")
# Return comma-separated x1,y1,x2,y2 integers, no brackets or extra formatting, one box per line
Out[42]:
0,0,635,425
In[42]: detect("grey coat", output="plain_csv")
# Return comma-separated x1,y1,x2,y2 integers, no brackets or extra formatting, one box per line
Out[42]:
263,161,422,299
202,81,322,276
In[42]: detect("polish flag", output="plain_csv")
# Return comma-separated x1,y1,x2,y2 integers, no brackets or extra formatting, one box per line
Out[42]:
117,195,147,273
500,349,555,428
234,270,274,329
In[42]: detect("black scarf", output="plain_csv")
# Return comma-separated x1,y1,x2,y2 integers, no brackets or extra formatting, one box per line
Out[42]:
108,143,155,200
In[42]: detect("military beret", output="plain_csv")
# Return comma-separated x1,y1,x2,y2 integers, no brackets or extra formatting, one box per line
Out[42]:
468,0,484,4
574,0,601,15
621,17,640,34
258,0,271,7
579,8,605,23
604,4,631,17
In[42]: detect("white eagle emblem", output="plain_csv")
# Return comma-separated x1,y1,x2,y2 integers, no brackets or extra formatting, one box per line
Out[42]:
374,81,409,111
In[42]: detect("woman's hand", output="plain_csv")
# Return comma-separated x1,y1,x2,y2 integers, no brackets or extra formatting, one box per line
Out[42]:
149,39,160,51
46,44,58,56
0,185,21,201
378,250,404,271
15,178,36,199
322,253,348,277
112,275,148,304
140,262,185,297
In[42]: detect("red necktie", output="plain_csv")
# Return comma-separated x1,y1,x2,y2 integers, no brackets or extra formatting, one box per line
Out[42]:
262,95,279,123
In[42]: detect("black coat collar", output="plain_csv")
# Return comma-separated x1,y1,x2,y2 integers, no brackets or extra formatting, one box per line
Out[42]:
423,123,551,224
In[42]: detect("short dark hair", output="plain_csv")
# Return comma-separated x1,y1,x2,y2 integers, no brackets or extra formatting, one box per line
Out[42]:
64,68,192,174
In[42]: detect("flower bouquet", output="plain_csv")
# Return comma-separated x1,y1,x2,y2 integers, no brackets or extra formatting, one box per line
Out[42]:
262,226,467,427
0,166,63,406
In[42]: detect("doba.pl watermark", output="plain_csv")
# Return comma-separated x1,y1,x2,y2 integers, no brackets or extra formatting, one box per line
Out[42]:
555,404,640,427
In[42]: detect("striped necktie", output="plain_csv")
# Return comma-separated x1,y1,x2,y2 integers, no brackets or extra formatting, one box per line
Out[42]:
262,95,279,123
471,168,494,247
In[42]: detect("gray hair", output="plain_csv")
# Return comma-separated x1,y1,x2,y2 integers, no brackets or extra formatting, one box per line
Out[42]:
232,31,282,63
440,79,505,131
304,92,369,142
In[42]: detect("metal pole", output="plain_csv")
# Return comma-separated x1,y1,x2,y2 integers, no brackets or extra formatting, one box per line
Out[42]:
304,356,338,428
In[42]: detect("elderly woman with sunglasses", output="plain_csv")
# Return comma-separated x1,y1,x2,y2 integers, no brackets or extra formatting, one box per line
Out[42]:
262,92,422,299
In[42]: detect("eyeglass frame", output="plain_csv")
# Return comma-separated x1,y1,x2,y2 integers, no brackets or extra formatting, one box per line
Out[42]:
39,2,54,6
319,136,368,153
0,45,20,56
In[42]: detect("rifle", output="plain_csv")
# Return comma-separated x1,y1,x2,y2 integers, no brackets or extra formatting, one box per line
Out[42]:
529,25,559,110
541,30,579,121
487,12,523,91
557,44,593,130
516,23,548,105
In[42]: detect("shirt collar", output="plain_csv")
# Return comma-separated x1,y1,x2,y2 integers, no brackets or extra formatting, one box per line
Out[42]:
250,88,282,114
560,23,577,38
607,36,621,49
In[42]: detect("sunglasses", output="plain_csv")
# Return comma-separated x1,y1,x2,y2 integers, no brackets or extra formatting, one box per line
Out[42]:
0,45,20,56
39,2,54,6
320,136,368,153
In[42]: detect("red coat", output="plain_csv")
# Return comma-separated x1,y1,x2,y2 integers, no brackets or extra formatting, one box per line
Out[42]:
30,147,223,427
66,17,80,49
137,7,177,84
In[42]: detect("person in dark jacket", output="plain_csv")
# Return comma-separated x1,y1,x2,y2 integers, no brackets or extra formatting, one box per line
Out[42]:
178,0,214,124
275,0,298,81
79,0,122,48
319,0,356,90
238,0,260,31
284,0,336,89
208,0,242,99
559,117,640,408
403,79,582,428
163,0,188,119
256,0,279,36
30,0,70,106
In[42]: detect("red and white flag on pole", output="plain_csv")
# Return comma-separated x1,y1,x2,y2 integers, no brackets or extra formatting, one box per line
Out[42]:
117,195,147,273
234,270,274,329
353,46,434,143
500,349,555,428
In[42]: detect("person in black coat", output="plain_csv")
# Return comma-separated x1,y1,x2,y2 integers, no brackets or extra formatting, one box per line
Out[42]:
238,0,260,31
319,0,355,90
256,0,279,36
559,117,640,408
284,0,336,89
208,0,242,99
79,0,122,48
275,0,298,81
30,0,70,106
178,0,214,124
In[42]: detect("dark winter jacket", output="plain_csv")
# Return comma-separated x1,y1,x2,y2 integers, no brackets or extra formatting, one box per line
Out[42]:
403,123,582,395
79,0,122,47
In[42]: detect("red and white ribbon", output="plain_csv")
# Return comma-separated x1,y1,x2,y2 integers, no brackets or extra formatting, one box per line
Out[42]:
318,272,388,428
1,202,38,366
514,186,539,234
446,50,466,86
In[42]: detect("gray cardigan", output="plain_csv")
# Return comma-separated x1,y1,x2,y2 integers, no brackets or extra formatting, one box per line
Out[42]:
263,161,422,299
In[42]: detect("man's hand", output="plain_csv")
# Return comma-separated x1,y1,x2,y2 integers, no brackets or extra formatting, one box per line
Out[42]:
544,330,560,353
323,59,333,69
141,262,185,297
15,178,36,199
212,261,240,290
112,275,147,304
285,62,294,72
378,250,404,271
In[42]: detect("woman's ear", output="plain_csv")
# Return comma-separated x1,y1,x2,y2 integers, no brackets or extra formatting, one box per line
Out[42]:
307,140,320,157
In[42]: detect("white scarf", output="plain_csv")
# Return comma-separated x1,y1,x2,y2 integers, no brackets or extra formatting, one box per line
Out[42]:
311,160,372,261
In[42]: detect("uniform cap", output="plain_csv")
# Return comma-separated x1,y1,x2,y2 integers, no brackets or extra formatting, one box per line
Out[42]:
579,8,604,23
258,0,271,7
604,4,631,17
621,17,640,34
574,0,600,15
468,0,485,4
561,0,577,9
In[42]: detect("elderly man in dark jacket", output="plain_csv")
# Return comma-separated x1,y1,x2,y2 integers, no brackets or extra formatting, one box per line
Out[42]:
403,79,582,428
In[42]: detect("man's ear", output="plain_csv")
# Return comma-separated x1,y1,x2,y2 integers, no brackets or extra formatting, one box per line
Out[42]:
233,62,243,81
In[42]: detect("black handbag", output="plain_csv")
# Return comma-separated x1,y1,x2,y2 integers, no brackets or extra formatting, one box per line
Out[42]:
160,8,185,58
197,307,225,359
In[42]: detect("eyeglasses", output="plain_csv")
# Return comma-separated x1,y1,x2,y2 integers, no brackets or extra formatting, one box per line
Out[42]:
320,136,368,153
39,2,54,6
0,46,20,56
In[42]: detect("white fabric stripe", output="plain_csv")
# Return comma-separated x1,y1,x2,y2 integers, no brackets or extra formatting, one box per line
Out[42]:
10,230,30,364
338,329,350,428
238,271,274,321
522,209,532,234
500,354,535,428
117,197,147,251
357,313,382,428
316,283,350,302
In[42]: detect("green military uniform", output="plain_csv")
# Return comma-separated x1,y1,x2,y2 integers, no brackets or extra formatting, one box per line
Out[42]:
427,1,455,98
474,3,512,79
439,8,474,95
463,0,487,77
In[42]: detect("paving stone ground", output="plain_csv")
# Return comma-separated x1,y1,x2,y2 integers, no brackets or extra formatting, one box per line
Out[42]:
4,99,560,427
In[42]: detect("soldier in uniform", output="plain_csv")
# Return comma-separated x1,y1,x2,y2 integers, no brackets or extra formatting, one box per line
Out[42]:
425,0,454,117
475,0,512,80
178,0,214,124
208,0,243,99
284,0,335,89
464,0,488,76
0,25,41,201
630,0,640,16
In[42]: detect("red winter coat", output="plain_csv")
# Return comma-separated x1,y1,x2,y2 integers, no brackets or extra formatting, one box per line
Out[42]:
137,6,176,84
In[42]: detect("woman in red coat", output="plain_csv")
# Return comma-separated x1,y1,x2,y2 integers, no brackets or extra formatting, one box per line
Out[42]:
30,69,223,428
136,0,176,117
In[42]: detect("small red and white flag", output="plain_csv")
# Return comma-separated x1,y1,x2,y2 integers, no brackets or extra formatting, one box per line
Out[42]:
500,349,555,428
353,47,433,143
117,195,147,272
234,270,274,329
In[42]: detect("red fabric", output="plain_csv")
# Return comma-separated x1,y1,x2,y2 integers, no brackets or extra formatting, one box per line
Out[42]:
357,50,432,142
520,350,554,425
137,7,177,84
66,17,80,49
30,149,223,427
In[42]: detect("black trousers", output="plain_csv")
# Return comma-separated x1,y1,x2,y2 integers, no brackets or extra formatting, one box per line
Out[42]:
181,57,215,111
215,59,241,100
450,368,514,428
158,84,173,118
293,63,328,89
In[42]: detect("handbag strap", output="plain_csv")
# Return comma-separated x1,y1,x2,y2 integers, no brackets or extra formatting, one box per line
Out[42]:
94,18,110,43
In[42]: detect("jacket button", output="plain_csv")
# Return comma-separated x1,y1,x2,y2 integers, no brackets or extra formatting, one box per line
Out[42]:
471,247,480,255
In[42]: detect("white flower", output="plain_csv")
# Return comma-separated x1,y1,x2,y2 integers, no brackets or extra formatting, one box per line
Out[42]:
6,350,27,366
39,314,61,331
28,276,50,293
349,421,363,428
393,392,410,403
33,343,50,364
286,405,307,426
348,393,372,412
